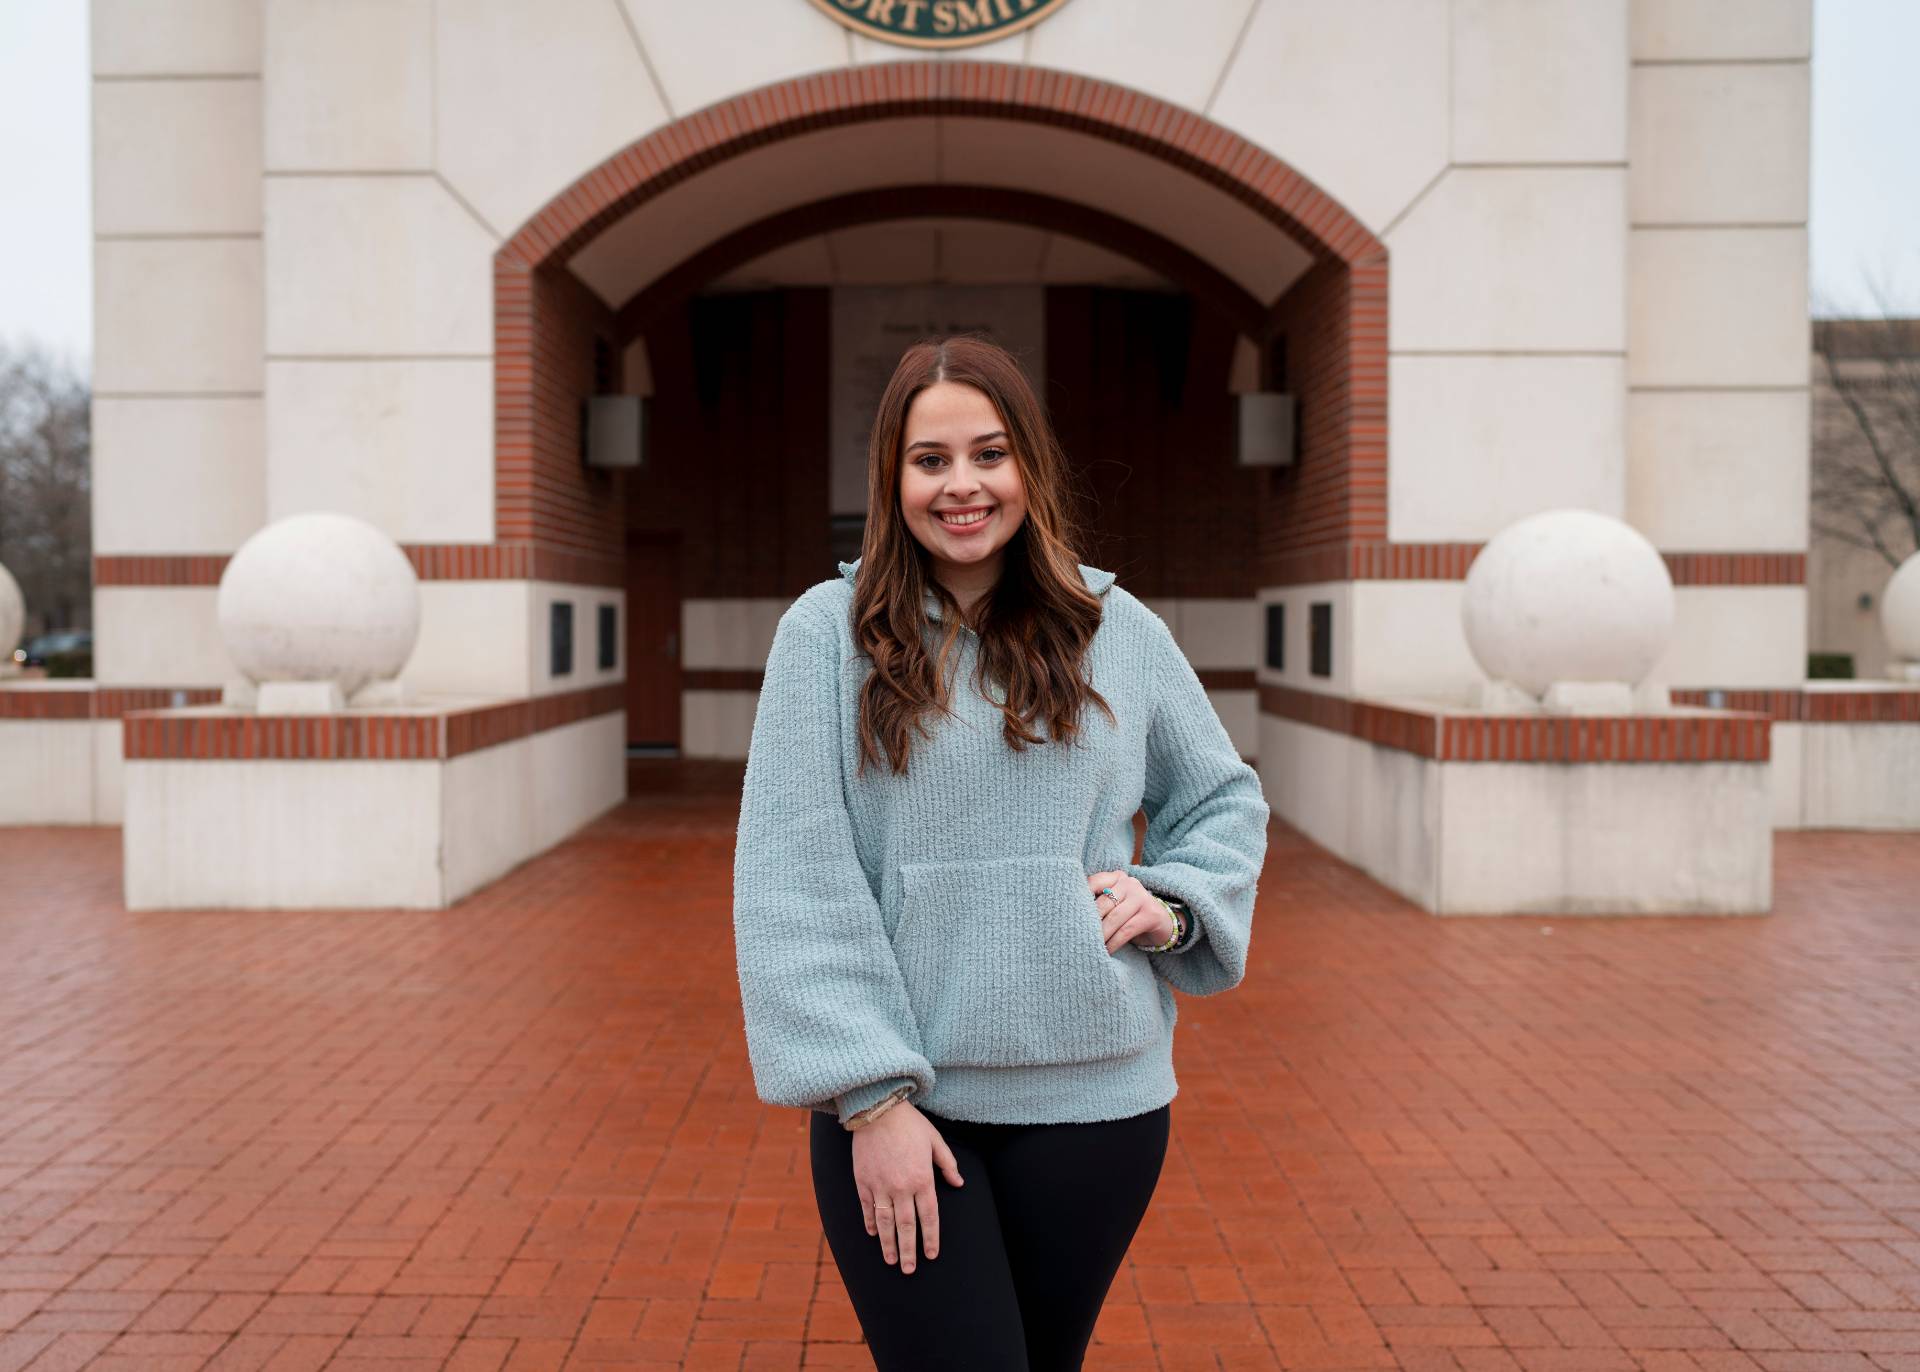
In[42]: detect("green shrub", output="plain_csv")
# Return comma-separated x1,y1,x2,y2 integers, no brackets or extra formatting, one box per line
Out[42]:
1807,652,1854,680
45,650,92,679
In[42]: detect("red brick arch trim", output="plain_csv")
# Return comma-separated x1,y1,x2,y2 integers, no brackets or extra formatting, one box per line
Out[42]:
498,63,1385,274
493,61,1390,556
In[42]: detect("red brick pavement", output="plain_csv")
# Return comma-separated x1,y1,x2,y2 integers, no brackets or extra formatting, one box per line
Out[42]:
2,763,1919,1371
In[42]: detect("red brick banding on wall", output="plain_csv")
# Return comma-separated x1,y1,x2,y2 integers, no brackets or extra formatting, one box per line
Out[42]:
0,686,224,720
1670,687,1920,722
1260,684,1773,763
0,690,96,721
120,683,625,761
93,556,231,588
125,712,447,763
1661,553,1806,587
1343,543,1483,582
1262,680,1357,736
96,544,626,590
1267,546,1808,587
442,700,537,758
94,544,1808,593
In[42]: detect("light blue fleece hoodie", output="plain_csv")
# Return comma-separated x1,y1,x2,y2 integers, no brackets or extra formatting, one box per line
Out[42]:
731,557,1271,1127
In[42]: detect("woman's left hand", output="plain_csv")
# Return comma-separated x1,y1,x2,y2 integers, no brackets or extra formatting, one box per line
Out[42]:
1087,871,1176,954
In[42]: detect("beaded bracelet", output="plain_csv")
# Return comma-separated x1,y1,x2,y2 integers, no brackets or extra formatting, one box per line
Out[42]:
1101,885,1185,954
1141,896,1185,953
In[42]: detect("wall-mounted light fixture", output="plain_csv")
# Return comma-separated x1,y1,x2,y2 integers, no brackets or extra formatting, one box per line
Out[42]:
583,395,648,470
1231,332,1296,468
1237,392,1297,468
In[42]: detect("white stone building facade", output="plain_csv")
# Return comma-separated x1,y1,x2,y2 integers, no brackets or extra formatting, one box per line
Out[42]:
10,0,1871,909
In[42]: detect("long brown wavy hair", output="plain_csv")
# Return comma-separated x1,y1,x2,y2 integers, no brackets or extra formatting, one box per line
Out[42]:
850,334,1115,778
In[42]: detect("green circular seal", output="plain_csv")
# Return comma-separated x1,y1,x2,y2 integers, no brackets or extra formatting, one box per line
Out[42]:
808,0,1077,49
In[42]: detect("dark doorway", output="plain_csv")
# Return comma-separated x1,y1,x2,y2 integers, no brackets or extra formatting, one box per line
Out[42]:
624,529,682,748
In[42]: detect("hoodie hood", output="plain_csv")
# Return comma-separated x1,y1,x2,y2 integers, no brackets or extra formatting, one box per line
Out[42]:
836,555,1116,621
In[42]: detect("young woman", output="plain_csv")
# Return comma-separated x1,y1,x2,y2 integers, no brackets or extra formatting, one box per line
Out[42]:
731,334,1270,1371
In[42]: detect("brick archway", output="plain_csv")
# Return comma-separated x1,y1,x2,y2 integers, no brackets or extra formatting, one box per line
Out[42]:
493,61,1388,587
608,186,1277,346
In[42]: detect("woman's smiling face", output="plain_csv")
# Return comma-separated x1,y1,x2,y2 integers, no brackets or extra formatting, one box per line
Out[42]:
898,380,1030,588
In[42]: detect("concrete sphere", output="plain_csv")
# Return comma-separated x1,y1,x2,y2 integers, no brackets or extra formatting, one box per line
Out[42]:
1884,551,1920,661
0,561,21,660
217,512,420,697
1462,509,1675,698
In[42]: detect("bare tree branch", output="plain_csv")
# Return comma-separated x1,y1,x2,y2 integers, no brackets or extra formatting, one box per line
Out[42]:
0,340,92,637
1812,290,1920,572
1811,517,1898,562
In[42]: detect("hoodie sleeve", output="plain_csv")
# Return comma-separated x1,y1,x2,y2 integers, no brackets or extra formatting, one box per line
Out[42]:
731,599,935,1125
1122,611,1271,997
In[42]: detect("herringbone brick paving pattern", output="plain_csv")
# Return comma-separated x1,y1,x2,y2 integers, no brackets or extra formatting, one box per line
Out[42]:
2,763,1918,1371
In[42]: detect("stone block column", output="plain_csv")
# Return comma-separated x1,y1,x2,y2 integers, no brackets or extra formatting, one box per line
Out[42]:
1625,0,1813,693
90,0,266,692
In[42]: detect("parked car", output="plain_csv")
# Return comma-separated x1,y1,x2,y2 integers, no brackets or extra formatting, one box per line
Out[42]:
13,629,92,667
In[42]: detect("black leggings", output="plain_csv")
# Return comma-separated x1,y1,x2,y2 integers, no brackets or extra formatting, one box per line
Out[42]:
809,1102,1171,1372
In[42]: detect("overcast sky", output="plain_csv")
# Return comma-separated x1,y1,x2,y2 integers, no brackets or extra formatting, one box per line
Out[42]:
2,0,1915,376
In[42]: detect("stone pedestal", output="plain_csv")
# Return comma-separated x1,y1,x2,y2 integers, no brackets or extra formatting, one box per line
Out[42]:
0,681,220,825
1260,695,1773,915
1671,683,1920,831
120,692,626,909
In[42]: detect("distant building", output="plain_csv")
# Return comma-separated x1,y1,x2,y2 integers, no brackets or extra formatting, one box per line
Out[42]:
1808,317,1920,681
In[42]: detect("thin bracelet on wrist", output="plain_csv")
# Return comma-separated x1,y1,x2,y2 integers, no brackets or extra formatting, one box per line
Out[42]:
1171,897,1195,949
1141,895,1185,952
844,1084,912,1131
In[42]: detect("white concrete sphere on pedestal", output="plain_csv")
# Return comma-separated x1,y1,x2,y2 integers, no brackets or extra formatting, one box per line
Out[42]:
1462,509,1675,698
0,561,22,657
1883,551,1920,662
217,512,420,698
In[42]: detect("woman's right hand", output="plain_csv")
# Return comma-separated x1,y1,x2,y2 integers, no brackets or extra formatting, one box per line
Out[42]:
850,1099,965,1275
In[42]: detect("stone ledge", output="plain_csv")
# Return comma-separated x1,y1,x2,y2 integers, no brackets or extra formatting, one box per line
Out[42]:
1672,683,1920,723
1261,683,1773,762
120,683,624,760
0,680,222,719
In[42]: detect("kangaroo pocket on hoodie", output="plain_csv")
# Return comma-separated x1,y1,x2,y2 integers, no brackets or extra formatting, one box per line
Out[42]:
890,854,1167,1069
